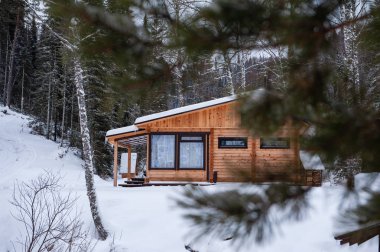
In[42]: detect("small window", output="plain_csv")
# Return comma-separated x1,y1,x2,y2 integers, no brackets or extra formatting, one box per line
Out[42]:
260,137,290,149
218,137,248,148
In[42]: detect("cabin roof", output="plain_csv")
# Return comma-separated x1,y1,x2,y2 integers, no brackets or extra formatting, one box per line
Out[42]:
135,95,236,124
106,95,237,137
106,125,139,137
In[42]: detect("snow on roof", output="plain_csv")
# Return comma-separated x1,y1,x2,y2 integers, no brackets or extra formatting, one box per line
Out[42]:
300,150,325,170
106,125,139,137
134,95,237,124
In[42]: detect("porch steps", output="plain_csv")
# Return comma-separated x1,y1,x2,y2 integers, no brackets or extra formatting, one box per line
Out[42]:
123,180,145,185
131,177,145,181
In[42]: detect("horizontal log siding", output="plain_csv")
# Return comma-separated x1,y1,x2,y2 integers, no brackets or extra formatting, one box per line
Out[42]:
139,103,240,129
213,128,253,182
148,170,206,181
254,126,301,183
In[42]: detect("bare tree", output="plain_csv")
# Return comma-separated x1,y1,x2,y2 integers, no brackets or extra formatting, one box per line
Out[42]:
10,172,95,252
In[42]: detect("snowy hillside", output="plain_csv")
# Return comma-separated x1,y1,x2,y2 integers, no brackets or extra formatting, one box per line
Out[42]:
0,106,377,252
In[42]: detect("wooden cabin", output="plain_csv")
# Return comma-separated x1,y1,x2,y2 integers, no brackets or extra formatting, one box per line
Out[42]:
106,95,323,187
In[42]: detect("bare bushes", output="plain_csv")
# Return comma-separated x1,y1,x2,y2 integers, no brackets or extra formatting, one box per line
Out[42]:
10,172,94,252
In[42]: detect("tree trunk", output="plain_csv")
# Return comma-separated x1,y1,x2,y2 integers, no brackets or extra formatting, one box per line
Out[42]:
61,67,67,146
227,66,234,95
21,66,24,112
173,62,184,107
54,107,57,142
239,51,247,91
6,8,21,108
46,75,51,139
340,0,360,103
223,53,235,95
3,32,9,106
51,82,56,141
70,94,74,145
73,57,108,240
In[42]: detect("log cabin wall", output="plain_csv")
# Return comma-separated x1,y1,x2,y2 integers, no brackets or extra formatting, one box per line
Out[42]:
254,124,302,183
137,101,301,182
137,102,240,129
212,128,254,182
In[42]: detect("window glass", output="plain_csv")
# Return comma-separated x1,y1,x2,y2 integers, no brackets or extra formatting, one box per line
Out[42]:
260,137,290,149
179,142,204,169
218,137,248,148
181,136,203,141
151,135,175,168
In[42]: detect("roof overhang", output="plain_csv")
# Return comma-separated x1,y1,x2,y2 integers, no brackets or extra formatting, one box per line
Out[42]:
106,125,139,137
106,128,148,147
116,133,147,147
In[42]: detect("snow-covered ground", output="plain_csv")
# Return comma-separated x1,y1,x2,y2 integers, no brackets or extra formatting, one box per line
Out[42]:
0,106,377,252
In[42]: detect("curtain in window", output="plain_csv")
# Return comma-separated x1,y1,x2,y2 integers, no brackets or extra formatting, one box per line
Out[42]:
179,142,204,169
151,135,175,168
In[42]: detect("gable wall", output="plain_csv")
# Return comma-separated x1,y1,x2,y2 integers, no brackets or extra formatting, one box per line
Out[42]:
138,102,240,129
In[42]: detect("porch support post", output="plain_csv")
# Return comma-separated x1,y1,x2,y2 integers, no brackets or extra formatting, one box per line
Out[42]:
113,141,118,187
251,137,256,182
127,145,132,180
209,128,214,183
146,128,150,181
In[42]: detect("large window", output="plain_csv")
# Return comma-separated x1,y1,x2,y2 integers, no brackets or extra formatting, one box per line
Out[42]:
150,133,205,170
179,135,204,169
260,137,290,149
218,137,248,148
150,134,176,169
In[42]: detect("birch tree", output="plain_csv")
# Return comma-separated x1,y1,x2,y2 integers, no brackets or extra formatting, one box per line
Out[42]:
27,1,109,238
68,15,108,239
340,0,361,104
73,54,108,240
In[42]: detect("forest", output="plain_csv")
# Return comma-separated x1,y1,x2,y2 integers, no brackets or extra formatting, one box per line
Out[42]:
1,0,380,251
0,0,291,178
2,0,378,177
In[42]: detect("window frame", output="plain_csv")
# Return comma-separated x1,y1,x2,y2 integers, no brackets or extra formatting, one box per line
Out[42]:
178,133,206,170
260,137,290,149
149,133,177,170
218,137,248,149
149,132,207,171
